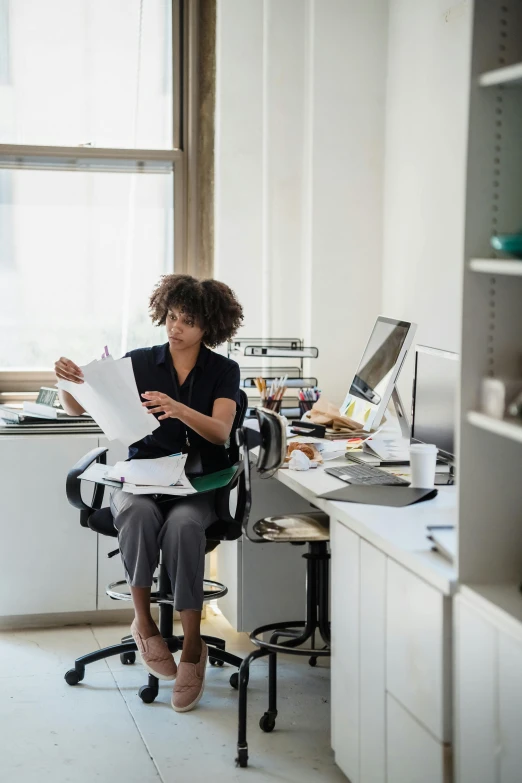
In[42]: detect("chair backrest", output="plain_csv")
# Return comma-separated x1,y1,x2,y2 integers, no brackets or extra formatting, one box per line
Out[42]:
227,389,248,464
255,407,287,475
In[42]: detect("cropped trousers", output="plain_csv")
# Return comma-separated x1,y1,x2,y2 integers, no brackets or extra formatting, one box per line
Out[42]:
110,489,218,611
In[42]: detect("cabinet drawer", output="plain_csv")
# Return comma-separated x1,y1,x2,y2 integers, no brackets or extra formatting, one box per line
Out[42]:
386,559,451,742
387,694,451,783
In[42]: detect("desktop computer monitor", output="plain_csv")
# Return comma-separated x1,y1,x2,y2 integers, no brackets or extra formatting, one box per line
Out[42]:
340,316,416,432
411,345,458,463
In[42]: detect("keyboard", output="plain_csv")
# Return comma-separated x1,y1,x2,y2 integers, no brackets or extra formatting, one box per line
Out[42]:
325,463,409,486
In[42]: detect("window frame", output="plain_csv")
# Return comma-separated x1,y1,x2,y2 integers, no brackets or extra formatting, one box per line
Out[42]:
0,0,199,400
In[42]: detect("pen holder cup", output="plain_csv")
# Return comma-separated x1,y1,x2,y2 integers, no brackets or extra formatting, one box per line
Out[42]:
299,401,315,417
261,400,283,413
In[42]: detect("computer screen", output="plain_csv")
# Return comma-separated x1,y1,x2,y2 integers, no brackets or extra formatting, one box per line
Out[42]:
341,316,416,432
411,346,459,461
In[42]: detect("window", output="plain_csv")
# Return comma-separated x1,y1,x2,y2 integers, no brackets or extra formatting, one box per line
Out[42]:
0,0,194,396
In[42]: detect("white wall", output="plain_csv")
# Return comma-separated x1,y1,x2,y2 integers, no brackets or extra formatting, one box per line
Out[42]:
215,0,472,408
381,0,472,397
215,0,388,405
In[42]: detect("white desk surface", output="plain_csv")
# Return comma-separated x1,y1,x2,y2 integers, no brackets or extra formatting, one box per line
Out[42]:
275,458,457,596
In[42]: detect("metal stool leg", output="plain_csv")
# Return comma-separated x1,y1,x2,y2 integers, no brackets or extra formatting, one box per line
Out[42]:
259,652,278,733
236,648,268,768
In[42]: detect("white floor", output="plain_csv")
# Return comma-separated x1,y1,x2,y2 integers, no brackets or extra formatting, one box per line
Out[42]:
0,612,346,783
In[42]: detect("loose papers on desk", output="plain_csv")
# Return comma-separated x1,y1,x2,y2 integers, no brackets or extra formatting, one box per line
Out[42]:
362,426,410,462
57,356,159,447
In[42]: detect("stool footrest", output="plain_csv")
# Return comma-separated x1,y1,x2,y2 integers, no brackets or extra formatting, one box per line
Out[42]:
249,620,331,657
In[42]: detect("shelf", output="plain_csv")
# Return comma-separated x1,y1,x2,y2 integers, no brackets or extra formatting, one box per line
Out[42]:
469,258,522,276
467,411,522,444
479,62,522,87
461,584,522,636
244,346,319,359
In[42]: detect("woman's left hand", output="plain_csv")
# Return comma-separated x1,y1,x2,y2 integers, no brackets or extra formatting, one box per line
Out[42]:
141,391,184,421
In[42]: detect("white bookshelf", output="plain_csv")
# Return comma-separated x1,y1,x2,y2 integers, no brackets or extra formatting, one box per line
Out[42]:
479,61,522,87
469,258,522,276
454,7,522,777
467,411,522,444
459,1,522,604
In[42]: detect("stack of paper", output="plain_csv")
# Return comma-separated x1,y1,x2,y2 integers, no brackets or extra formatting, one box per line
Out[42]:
57,356,160,447
78,454,196,496
123,475,196,496
106,454,187,486
107,454,196,496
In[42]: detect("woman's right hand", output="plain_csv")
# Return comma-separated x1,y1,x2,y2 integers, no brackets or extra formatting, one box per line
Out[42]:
54,357,84,384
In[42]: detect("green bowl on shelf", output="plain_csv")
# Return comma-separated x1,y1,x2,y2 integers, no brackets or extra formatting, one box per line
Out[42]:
490,233,522,259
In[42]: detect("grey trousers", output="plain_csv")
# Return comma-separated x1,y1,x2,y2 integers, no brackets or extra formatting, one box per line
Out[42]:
110,489,218,611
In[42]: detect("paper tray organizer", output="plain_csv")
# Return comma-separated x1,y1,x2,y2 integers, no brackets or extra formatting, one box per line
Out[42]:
227,338,319,420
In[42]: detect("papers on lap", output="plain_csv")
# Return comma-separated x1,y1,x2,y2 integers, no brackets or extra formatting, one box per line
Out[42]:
123,474,196,496
78,454,196,496
57,356,160,447
106,454,187,486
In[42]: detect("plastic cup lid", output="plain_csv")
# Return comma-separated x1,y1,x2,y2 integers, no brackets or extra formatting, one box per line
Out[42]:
409,443,437,453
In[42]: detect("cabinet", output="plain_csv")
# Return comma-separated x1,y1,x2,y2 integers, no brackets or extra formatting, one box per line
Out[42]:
331,517,452,783
215,468,309,632
0,435,99,617
455,594,522,783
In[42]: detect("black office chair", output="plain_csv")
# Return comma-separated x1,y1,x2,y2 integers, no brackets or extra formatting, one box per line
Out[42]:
234,407,330,768
63,389,248,704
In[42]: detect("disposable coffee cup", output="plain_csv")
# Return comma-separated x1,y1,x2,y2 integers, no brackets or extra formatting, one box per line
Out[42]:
409,443,437,489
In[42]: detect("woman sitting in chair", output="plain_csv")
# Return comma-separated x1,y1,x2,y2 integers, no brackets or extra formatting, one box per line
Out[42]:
55,274,243,712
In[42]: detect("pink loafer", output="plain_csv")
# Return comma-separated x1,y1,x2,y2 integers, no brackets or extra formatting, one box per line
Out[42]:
131,620,177,681
171,640,208,712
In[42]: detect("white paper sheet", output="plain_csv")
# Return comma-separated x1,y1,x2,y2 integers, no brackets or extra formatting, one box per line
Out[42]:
77,462,122,487
122,477,196,496
107,454,187,487
57,356,160,447
363,427,410,461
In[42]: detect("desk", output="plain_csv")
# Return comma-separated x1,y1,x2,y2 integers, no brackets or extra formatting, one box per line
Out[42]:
277,457,456,595
273,457,456,783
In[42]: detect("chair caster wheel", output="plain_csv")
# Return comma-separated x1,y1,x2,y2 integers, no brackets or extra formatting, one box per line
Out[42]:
209,657,224,667
236,747,248,768
64,668,84,686
120,652,136,665
139,685,158,704
230,672,239,689
259,712,276,733
309,656,318,667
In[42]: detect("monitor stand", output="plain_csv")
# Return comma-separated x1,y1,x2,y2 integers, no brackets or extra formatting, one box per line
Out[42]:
390,386,411,441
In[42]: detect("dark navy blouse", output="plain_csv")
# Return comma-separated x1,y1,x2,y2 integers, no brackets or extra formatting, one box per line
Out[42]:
125,342,240,473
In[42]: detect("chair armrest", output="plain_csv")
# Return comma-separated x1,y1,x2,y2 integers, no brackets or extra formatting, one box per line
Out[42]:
66,447,108,514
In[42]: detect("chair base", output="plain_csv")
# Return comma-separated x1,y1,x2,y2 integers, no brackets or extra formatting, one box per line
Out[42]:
235,541,330,768
65,565,243,702
64,633,243,700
